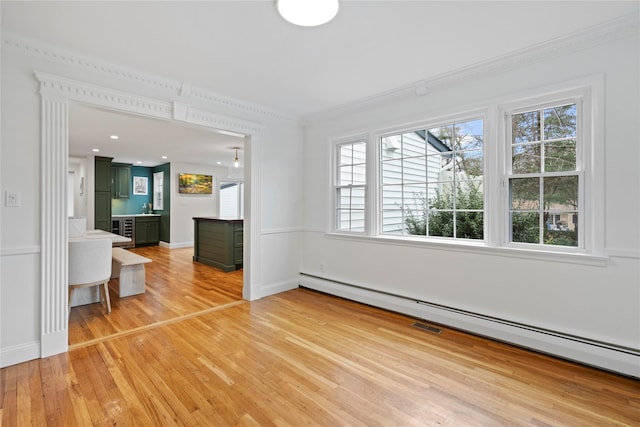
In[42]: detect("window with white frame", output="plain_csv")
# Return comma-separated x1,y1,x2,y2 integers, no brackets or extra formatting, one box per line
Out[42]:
507,102,581,247
380,118,484,240
335,140,366,232
330,78,601,258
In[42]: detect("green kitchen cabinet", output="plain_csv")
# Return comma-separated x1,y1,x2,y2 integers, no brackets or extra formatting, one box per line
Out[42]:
193,217,243,272
94,156,113,231
111,163,131,199
135,215,160,246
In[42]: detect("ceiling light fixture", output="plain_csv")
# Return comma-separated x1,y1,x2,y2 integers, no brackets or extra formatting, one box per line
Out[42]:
233,147,240,168
277,0,339,27
110,135,119,140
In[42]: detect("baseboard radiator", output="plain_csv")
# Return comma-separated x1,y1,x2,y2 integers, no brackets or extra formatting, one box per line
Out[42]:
299,273,640,379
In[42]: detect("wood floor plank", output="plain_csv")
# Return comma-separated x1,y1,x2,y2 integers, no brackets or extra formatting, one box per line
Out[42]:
2,246,639,425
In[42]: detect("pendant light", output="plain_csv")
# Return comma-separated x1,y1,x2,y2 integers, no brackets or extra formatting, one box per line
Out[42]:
277,0,339,27
233,147,240,168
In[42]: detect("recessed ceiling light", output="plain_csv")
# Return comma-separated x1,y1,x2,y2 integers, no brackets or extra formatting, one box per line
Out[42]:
92,148,100,152
110,135,119,140
161,156,168,159
136,161,142,164
216,161,222,165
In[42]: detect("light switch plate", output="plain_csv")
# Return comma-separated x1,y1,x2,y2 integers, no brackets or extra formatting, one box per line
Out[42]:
5,191,21,207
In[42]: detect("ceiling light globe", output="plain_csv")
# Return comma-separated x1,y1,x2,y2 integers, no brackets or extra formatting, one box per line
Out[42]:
277,0,339,27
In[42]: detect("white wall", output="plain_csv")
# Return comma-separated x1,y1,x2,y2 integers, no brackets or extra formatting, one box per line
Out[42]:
169,162,227,247
0,34,303,366
301,30,639,375
68,156,88,218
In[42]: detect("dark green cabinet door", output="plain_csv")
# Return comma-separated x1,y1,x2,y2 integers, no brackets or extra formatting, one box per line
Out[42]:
94,192,111,231
111,164,131,198
135,216,160,246
95,157,112,192
94,156,112,231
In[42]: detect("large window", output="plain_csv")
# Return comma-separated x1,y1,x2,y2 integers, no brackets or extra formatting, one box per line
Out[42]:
330,79,601,258
507,102,580,247
380,118,484,240
335,140,366,232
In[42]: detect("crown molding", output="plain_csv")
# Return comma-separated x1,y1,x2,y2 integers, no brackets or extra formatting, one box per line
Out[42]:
34,71,263,135
3,32,298,124
302,12,639,126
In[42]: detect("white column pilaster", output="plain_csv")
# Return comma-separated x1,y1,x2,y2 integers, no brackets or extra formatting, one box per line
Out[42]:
40,95,69,357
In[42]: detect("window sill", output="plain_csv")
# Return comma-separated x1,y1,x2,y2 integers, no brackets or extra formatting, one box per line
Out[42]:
325,232,609,267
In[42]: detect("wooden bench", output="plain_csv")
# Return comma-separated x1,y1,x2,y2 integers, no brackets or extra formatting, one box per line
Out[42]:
111,248,152,297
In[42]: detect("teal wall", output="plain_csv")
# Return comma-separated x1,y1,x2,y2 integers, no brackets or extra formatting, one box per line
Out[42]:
111,166,153,215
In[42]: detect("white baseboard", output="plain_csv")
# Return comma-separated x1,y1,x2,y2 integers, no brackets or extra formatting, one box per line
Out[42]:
251,278,299,301
160,241,194,249
1,341,40,368
299,274,640,379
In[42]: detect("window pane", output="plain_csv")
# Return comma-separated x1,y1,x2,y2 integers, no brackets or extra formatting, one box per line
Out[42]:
352,163,366,185
456,149,483,178
428,124,454,150
350,187,365,209
455,180,483,209
405,208,426,236
381,136,401,160
428,211,453,237
382,210,404,234
543,212,577,246
338,165,353,185
510,178,539,210
455,119,484,150
456,212,483,239
382,159,403,185
340,144,353,164
382,185,403,211
512,110,541,143
380,118,483,240
428,152,455,183
337,187,365,209
403,184,427,212
349,211,365,232
511,212,540,243
352,142,366,163
545,139,576,172
428,182,454,209
403,132,426,157
403,156,426,183
512,143,541,173
544,176,578,211
544,104,576,139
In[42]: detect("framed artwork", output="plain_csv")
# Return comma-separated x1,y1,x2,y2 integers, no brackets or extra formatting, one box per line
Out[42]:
178,173,213,194
133,176,148,195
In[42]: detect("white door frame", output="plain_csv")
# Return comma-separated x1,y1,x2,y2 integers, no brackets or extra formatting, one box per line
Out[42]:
36,71,262,357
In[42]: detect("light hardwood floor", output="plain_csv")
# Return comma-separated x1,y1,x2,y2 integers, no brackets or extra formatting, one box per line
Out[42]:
2,247,639,425
68,246,243,347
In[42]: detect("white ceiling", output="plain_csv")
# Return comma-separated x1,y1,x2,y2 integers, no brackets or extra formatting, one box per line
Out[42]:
68,104,245,168
3,1,638,166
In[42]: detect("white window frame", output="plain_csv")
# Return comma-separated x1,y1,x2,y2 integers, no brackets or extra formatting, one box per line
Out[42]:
328,75,605,264
332,135,368,234
497,78,604,257
374,111,487,241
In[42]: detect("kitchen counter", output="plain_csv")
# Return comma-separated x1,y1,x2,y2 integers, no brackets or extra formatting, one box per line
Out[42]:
112,214,161,217
193,217,243,271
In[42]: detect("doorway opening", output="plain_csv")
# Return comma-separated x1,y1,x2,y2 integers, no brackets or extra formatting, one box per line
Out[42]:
37,70,261,357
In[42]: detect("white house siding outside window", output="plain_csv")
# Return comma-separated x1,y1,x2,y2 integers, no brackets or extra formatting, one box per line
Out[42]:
335,140,366,232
